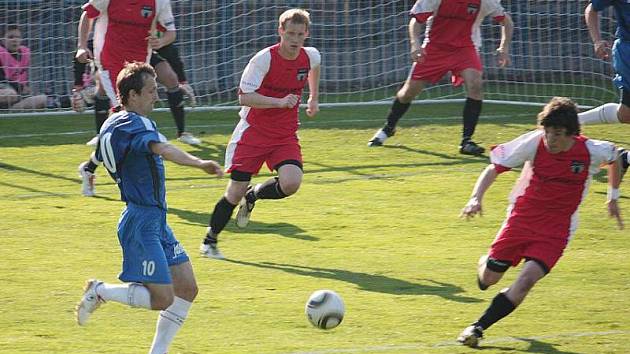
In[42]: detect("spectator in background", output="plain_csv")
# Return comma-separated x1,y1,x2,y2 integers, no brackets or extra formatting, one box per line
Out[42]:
0,25,47,110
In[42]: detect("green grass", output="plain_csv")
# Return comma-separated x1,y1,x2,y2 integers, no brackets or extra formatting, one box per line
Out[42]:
0,103,628,353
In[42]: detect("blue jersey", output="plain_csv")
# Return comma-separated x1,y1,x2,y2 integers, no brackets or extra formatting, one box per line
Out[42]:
592,0,630,41
96,111,168,209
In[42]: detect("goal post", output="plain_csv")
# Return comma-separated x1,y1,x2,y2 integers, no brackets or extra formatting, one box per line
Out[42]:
0,0,619,117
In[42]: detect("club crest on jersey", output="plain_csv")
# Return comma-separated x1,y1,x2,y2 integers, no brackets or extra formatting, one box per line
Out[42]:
570,160,585,174
467,3,479,14
141,5,153,18
297,68,308,81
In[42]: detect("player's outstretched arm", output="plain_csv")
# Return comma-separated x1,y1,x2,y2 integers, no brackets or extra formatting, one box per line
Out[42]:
239,92,298,109
306,65,320,118
496,13,513,67
606,154,624,229
460,164,499,219
150,142,223,176
585,3,610,60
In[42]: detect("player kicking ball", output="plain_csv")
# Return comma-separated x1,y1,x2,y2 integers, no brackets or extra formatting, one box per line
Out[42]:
457,97,624,347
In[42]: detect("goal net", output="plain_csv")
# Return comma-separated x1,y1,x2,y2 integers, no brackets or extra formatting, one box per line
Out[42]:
0,0,619,115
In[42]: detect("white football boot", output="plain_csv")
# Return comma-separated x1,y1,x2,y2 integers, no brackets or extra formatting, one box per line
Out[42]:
76,279,104,326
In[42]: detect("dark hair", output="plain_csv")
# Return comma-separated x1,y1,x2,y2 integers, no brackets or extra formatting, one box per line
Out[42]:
116,61,156,106
537,96,580,136
1,25,21,38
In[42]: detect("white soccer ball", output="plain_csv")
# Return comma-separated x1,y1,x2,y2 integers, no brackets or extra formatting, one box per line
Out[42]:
305,290,345,329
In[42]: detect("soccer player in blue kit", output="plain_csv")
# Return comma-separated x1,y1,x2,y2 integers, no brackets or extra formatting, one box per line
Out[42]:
580,1,630,175
75,62,222,354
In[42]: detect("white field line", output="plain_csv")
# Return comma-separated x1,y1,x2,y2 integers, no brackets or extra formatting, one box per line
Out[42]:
0,113,533,140
287,330,630,354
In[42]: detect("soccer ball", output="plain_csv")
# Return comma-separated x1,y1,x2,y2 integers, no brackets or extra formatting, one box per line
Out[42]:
305,290,345,329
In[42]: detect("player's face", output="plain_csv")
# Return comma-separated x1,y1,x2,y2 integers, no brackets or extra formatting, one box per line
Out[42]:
133,75,158,116
543,126,574,154
3,29,22,52
278,21,308,57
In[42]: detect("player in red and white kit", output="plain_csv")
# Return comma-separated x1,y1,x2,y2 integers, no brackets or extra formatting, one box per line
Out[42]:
368,0,513,155
457,97,624,347
200,8,321,259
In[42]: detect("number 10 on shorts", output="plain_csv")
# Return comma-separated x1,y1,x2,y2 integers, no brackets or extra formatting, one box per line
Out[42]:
142,260,155,276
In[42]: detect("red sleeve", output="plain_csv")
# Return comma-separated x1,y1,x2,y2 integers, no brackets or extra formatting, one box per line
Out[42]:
156,24,167,32
493,164,511,174
412,13,432,23
493,15,506,23
83,4,101,19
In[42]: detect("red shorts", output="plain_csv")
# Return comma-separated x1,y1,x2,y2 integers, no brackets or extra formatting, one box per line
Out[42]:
226,142,302,175
489,223,568,272
410,44,482,87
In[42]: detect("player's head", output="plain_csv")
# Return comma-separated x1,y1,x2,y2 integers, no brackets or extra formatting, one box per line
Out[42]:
278,9,310,56
116,61,157,115
537,96,580,153
1,25,22,52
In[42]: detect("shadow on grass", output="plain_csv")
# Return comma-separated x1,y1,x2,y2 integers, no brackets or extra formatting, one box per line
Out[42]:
480,337,583,354
226,259,482,303
168,207,318,241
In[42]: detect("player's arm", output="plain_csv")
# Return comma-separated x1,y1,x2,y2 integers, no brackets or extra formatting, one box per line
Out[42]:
585,3,610,60
238,51,297,109
150,141,223,176
306,52,321,118
408,17,425,63
148,30,176,50
496,13,513,67
239,92,298,109
460,164,501,219
606,152,623,229
76,11,94,63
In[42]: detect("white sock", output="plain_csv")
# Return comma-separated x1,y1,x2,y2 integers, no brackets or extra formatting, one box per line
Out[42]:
149,297,192,354
578,103,620,125
95,282,152,309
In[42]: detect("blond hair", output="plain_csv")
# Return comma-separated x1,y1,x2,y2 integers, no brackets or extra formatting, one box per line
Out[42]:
279,8,310,30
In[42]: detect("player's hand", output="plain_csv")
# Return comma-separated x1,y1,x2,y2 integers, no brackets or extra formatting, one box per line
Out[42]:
607,199,624,230
410,46,426,64
594,40,611,61
496,48,511,68
279,94,299,109
147,33,164,50
306,97,319,118
179,83,196,107
198,160,224,177
460,197,483,220
75,47,93,63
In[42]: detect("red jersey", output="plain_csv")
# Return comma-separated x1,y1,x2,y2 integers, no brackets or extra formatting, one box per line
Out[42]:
82,0,175,72
236,44,321,144
410,0,505,49
490,130,617,240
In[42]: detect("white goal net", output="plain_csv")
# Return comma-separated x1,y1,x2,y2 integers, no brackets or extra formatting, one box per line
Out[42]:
0,0,620,115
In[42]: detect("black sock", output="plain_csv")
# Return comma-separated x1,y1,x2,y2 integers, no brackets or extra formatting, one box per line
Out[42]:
94,96,111,133
385,98,411,130
475,292,516,330
207,197,237,240
84,160,98,174
255,177,288,200
167,88,185,136
462,97,483,142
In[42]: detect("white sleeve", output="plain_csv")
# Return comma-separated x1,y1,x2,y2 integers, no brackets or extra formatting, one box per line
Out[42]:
156,0,176,31
490,130,543,169
304,47,321,69
82,0,109,15
410,0,441,15
239,49,271,94
586,139,617,175
481,0,506,20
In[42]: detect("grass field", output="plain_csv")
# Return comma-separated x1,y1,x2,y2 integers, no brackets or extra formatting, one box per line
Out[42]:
0,103,628,354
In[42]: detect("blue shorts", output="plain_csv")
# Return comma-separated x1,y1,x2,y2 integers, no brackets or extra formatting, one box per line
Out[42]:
612,40,630,92
117,204,189,284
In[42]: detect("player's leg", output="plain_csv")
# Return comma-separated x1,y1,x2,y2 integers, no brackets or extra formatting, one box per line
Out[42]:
476,254,509,290
459,68,485,155
9,94,47,110
149,224,197,354
153,53,200,145
0,84,20,107
368,77,427,146
201,177,249,259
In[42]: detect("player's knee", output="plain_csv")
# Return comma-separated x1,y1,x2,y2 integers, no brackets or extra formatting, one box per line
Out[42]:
177,282,199,302
279,179,301,196
618,107,630,123
151,292,175,311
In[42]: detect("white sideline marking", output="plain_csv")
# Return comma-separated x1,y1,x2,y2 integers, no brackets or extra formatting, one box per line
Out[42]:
288,330,630,353
0,113,532,140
